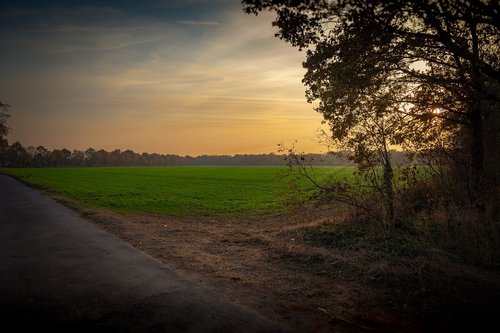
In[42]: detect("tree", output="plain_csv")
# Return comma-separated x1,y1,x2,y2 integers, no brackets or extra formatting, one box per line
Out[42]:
111,149,122,166
0,101,10,139
0,101,11,167
6,141,30,167
96,149,111,166
49,149,66,167
85,148,97,167
0,137,8,167
71,149,85,166
120,149,139,165
243,0,500,197
338,92,405,227
34,146,49,167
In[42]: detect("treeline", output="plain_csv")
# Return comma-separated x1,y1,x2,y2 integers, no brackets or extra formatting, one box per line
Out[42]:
0,141,402,167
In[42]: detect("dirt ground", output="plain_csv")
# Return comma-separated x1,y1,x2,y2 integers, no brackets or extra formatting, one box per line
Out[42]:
71,202,499,333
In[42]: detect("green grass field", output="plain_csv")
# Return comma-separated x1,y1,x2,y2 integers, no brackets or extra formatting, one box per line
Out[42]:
2,166,356,216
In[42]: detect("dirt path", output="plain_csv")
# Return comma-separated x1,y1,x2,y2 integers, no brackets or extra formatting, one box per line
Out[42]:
86,216,400,332
79,205,500,333
0,175,284,332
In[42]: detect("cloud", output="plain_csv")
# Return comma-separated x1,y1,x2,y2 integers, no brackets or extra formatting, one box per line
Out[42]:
176,20,220,26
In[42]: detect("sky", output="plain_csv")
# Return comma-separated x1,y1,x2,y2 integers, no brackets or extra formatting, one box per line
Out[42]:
0,0,326,156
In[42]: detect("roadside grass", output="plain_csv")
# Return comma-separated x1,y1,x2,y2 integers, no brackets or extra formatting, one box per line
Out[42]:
1,166,356,216
297,220,440,289
301,222,426,257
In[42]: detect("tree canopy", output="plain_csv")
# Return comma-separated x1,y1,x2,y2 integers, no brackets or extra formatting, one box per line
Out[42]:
243,0,500,190
0,101,11,167
0,101,10,139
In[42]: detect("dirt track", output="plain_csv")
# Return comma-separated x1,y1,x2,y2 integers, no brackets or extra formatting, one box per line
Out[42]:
75,198,500,333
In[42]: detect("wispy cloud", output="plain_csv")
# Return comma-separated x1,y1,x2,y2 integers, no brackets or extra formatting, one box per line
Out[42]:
176,20,220,26
0,2,324,155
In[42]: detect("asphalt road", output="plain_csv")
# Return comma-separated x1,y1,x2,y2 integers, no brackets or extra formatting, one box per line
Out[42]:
0,174,285,332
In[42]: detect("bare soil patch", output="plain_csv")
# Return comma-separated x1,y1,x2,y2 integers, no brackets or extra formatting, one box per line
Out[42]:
63,199,499,333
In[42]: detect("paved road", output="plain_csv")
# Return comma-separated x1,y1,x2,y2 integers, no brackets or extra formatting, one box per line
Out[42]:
0,175,285,332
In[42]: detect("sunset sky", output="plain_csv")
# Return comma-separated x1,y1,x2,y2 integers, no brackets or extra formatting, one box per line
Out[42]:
0,0,325,155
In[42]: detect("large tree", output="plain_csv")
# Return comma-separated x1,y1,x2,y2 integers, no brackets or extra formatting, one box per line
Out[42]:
0,101,11,167
243,0,500,194
0,101,10,139
6,141,30,167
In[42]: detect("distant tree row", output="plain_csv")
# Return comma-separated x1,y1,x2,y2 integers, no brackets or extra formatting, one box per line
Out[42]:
0,141,408,167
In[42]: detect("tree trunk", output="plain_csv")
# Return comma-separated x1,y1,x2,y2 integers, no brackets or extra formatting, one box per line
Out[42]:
469,103,484,197
381,136,395,229
467,18,486,205
382,157,395,228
